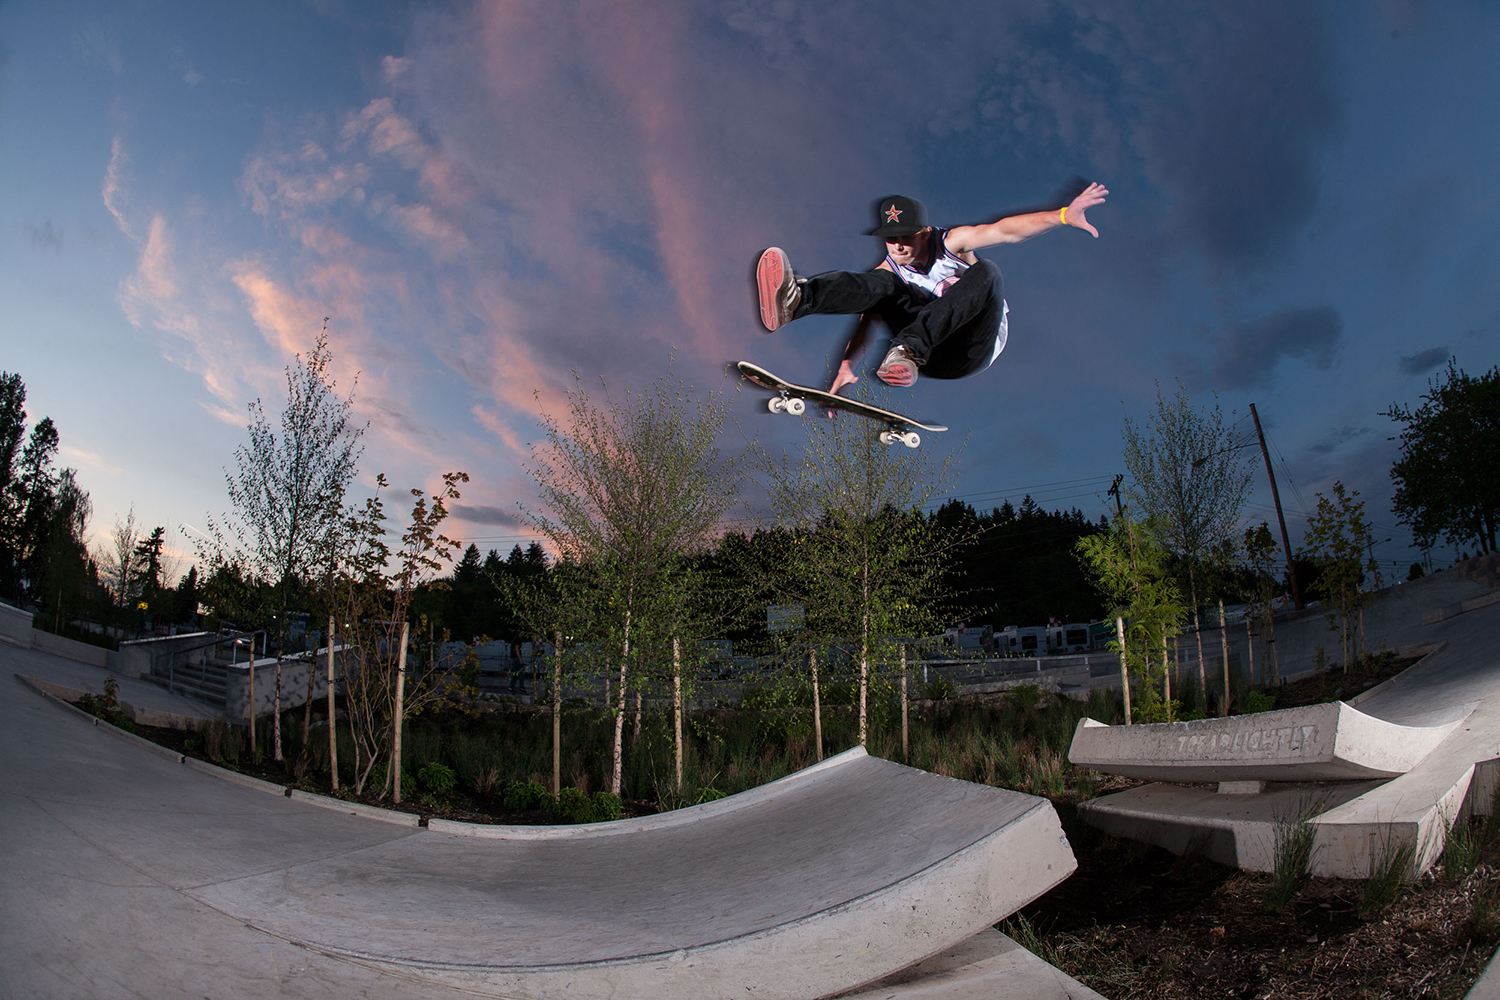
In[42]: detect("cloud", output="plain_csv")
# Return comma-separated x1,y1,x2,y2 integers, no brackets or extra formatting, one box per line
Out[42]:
1211,305,1342,388
450,503,525,530
76,18,123,75
1398,346,1449,376
1307,425,1371,456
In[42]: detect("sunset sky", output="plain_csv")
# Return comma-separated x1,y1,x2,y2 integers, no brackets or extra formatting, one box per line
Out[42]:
3,1,1497,586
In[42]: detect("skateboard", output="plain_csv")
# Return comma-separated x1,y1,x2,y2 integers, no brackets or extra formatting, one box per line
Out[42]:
735,361,947,449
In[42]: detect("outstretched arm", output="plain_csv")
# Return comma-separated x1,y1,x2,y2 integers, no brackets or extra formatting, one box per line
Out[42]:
828,314,876,397
945,182,1109,253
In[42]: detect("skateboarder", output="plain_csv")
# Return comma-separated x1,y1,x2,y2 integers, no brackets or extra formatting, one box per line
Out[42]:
756,182,1108,393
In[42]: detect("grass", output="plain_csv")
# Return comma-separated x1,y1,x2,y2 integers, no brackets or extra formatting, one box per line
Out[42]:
1359,835,1415,918
1264,803,1318,912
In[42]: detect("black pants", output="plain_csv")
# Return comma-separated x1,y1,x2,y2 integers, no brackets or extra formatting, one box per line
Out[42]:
793,259,1005,380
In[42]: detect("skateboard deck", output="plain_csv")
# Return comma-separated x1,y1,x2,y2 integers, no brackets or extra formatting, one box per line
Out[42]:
735,361,946,448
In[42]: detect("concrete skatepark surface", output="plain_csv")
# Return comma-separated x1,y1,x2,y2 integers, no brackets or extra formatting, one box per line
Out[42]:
1,638,1079,999
1075,561,1500,878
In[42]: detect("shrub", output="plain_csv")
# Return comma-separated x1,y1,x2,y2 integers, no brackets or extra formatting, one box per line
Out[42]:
922,675,956,701
418,761,457,796
1243,689,1276,714
503,779,552,812
1265,807,1317,912
1442,817,1485,884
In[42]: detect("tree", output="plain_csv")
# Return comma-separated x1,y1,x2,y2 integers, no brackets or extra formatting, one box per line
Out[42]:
330,472,474,799
202,327,364,761
756,390,955,748
1077,510,1186,723
1301,481,1376,673
522,370,739,796
1123,380,1252,700
1386,360,1499,555
1243,522,1281,685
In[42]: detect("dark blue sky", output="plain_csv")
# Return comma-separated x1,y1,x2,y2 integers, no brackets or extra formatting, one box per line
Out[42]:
2,1,1496,579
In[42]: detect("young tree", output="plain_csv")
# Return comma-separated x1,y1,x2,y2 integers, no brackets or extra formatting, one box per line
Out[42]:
1077,510,1186,723
522,370,738,796
756,390,954,748
202,328,364,762
1301,481,1376,673
1123,380,1252,699
1386,360,1499,555
1243,522,1282,685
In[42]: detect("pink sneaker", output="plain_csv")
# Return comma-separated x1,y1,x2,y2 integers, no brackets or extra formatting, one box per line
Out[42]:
756,247,800,332
876,344,918,387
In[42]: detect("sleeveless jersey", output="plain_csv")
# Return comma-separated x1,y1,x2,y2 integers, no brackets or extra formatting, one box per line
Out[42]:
886,229,1009,371
884,229,970,299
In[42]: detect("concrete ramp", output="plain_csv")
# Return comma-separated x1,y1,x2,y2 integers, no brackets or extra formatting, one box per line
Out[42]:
1069,702,1468,783
3,639,1080,1000
186,747,1076,999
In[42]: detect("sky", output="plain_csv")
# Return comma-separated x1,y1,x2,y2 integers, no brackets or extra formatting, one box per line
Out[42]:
2,0,1498,589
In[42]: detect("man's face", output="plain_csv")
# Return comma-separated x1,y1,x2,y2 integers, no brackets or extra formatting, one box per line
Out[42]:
883,227,931,266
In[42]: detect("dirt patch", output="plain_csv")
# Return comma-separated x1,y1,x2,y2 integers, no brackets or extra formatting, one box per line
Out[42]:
1012,816,1500,999
1269,653,1425,710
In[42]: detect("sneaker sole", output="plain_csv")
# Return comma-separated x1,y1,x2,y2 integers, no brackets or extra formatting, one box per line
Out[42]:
876,364,916,388
757,248,792,332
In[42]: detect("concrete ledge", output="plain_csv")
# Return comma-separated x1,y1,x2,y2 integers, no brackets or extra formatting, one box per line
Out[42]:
1069,701,1467,782
1425,588,1500,625
837,928,1106,999
16,673,186,764
180,755,290,797
288,788,421,827
431,745,869,840
14,671,208,730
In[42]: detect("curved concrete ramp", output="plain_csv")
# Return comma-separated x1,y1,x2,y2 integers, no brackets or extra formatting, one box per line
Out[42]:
1069,701,1469,782
189,747,1075,999
2,639,1077,1000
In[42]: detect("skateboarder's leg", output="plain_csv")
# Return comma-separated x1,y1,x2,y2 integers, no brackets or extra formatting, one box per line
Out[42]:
794,268,907,320
892,260,1006,379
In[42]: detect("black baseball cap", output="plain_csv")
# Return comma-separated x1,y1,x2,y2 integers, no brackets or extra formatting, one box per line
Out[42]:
867,195,927,237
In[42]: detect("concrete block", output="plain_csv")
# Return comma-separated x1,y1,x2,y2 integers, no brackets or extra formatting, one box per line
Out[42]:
1069,701,1469,782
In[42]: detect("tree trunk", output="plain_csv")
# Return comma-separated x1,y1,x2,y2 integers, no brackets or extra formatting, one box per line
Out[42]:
327,617,338,792
810,646,823,763
272,654,283,763
1245,618,1256,687
1116,616,1132,725
900,645,909,764
247,639,256,759
392,620,408,803
1162,634,1172,719
673,637,683,791
1189,565,1206,707
859,562,869,748
611,606,631,796
1218,599,1231,716
553,631,562,800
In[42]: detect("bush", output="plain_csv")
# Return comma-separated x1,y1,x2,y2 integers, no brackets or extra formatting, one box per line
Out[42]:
1242,689,1276,714
418,761,457,796
503,779,552,812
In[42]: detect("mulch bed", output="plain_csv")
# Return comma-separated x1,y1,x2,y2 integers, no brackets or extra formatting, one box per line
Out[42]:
1013,825,1498,999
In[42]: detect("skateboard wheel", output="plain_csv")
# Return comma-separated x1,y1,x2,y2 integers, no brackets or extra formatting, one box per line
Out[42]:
879,431,898,446
786,398,806,416
768,398,785,414
902,431,921,449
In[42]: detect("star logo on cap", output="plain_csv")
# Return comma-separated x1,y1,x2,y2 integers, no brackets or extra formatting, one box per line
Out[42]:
884,204,903,224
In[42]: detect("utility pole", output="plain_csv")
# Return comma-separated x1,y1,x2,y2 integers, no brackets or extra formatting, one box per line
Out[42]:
1249,403,1302,610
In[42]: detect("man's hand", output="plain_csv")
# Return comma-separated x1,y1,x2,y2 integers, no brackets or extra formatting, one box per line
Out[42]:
829,360,860,398
1064,182,1109,238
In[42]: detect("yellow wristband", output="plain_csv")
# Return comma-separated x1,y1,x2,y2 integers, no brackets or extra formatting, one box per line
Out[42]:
1060,207,1068,226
